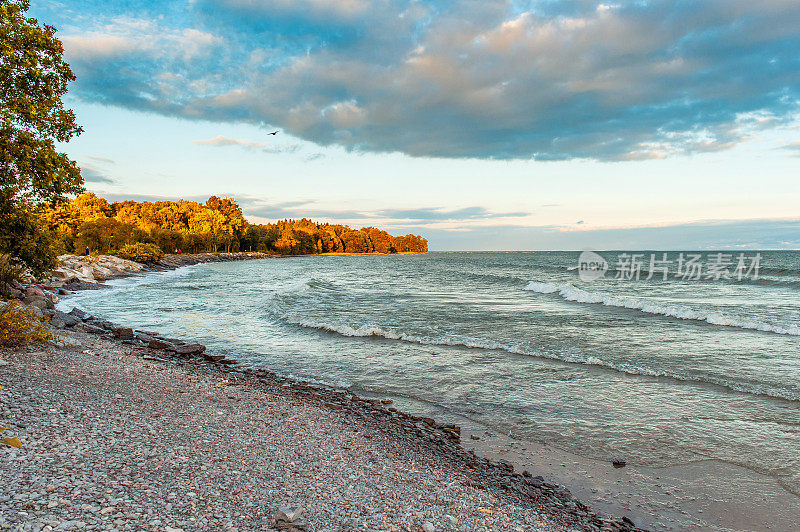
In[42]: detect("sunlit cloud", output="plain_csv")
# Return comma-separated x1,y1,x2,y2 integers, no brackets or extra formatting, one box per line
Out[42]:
193,135,300,153
50,0,800,161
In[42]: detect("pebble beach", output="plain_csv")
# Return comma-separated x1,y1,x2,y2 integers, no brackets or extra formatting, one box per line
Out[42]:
0,314,641,532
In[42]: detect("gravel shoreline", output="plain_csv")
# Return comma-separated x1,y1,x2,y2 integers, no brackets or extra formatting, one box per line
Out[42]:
1,315,643,531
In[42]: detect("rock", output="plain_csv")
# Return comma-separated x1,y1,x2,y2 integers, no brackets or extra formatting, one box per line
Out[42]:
470,434,480,440
421,522,436,532
50,317,66,329
274,507,306,531
73,322,106,335
79,266,96,281
612,460,626,469
380,399,393,405
53,310,81,327
24,296,51,310
135,332,154,343
148,339,174,350
276,507,303,522
112,327,135,340
51,269,72,281
86,318,114,330
498,459,514,472
173,343,205,355
24,286,45,298
68,308,89,321
524,476,544,487
162,337,186,346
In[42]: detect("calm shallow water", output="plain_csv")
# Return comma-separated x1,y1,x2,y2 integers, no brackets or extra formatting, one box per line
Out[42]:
60,251,800,495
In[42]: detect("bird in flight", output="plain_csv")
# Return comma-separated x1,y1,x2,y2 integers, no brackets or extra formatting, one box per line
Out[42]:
267,131,279,135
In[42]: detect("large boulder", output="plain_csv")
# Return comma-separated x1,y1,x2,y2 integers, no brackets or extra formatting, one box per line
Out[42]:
51,254,147,284
43,291,58,305
74,322,106,334
67,307,89,321
24,286,45,298
111,327,135,340
148,338,174,350
78,266,96,281
173,343,205,356
53,310,81,327
24,296,52,310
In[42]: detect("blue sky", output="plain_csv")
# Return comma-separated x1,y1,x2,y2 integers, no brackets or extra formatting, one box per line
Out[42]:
31,0,800,249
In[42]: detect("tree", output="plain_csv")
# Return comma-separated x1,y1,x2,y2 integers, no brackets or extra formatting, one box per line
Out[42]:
1,0,82,273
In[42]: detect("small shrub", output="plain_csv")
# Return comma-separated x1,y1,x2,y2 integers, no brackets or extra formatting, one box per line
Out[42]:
113,243,164,264
0,254,24,291
0,301,52,348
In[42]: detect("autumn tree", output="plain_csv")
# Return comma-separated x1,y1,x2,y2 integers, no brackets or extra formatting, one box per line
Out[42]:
36,194,429,256
1,0,82,273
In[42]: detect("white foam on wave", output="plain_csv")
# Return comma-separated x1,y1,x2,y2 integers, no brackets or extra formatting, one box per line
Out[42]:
523,281,800,336
280,316,800,401
56,264,200,312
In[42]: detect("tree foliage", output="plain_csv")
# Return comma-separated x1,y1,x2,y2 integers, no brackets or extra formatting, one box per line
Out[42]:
38,193,429,255
0,0,82,273
0,300,52,347
114,242,164,264
1,0,82,203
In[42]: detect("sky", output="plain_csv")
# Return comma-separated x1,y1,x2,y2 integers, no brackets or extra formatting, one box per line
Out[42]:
30,0,800,250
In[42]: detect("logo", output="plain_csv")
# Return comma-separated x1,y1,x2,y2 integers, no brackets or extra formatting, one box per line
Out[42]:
578,250,608,281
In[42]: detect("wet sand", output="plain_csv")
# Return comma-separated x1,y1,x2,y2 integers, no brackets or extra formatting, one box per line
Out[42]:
383,396,800,531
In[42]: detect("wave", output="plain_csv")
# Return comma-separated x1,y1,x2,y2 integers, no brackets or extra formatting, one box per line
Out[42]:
523,281,800,336
56,264,200,311
278,316,800,402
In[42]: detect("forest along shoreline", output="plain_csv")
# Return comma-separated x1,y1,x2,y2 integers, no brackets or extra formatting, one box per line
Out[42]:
2,253,642,531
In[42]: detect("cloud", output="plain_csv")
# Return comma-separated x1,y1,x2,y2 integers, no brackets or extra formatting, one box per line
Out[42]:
377,206,529,221
202,0,371,23
781,141,800,155
54,1,800,160
80,166,114,184
62,18,221,61
86,155,115,164
193,135,300,153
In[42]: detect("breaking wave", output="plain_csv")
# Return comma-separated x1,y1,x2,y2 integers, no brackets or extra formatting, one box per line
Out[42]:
523,281,800,336
274,316,800,402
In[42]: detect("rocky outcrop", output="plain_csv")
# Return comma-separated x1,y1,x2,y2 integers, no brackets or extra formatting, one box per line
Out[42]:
53,255,147,284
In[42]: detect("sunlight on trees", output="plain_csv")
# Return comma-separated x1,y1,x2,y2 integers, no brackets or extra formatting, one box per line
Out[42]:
38,194,428,256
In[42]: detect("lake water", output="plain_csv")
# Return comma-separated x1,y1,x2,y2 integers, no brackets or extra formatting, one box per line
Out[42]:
60,251,800,498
